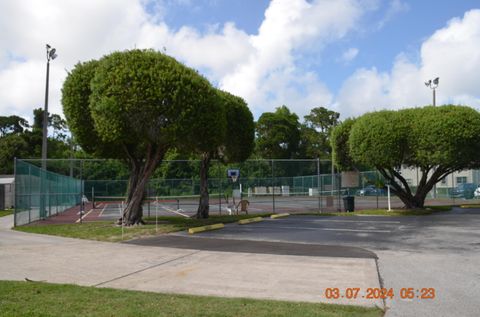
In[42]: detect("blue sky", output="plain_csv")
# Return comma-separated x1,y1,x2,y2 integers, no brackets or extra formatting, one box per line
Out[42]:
156,0,479,92
1,0,480,122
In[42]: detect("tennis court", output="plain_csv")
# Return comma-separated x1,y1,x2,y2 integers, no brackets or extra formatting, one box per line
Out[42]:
14,158,459,226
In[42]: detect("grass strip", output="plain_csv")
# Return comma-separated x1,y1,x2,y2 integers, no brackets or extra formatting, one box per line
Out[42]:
14,214,272,242
0,209,13,218
299,206,451,217
0,280,383,317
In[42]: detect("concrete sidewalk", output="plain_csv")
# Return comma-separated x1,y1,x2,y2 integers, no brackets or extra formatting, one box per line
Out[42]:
0,215,383,308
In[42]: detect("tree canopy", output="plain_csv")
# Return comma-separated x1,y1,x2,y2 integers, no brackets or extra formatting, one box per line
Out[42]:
0,115,29,137
255,105,301,159
62,49,220,224
0,110,70,174
301,106,340,159
332,105,480,208
192,89,254,218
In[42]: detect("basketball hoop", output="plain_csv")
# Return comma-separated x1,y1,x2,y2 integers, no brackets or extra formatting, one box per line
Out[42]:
227,168,240,183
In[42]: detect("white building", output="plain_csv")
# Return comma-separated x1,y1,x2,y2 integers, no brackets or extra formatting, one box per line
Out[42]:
399,167,480,197
0,175,15,209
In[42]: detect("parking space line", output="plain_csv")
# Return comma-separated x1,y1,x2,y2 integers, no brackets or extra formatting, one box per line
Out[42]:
321,228,391,233
251,225,391,233
312,219,401,224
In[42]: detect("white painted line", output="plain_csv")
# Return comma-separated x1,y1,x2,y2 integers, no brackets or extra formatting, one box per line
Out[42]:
321,228,391,233
312,219,400,224
75,208,94,223
253,225,391,233
160,205,190,218
99,204,106,217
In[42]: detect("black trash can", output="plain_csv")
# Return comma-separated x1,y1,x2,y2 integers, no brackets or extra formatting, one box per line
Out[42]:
342,196,355,212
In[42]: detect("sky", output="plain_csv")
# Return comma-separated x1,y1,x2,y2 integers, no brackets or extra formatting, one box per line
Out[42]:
1,0,480,124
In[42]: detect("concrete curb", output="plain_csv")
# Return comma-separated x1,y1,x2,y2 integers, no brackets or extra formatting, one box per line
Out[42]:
238,217,264,225
460,204,480,208
270,213,290,219
188,223,224,234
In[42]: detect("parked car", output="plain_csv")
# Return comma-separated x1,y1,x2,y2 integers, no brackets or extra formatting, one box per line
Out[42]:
474,186,480,198
451,183,477,199
356,185,386,196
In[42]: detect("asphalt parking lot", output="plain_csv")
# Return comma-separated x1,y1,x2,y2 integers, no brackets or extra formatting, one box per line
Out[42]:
130,207,480,317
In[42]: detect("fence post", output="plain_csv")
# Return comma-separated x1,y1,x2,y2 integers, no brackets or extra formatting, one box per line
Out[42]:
28,163,31,224
13,158,17,227
451,173,455,205
218,162,222,215
337,172,341,211
272,159,275,213
317,158,321,213
80,160,84,224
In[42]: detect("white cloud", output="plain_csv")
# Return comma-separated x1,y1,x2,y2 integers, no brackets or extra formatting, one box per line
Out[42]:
137,22,252,80
340,47,359,64
336,9,480,117
377,0,409,29
220,0,366,117
0,0,370,122
0,0,150,119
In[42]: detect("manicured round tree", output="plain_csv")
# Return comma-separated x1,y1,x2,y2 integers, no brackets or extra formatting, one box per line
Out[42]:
62,60,119,157
332,105,480,208
330,117,356,171
192,89,254,219
222,91,255,163
63,49,218,225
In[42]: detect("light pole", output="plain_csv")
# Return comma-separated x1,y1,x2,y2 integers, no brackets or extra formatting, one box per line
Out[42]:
40,44,57,219
425,77,439,106
425,77,439,199
41,44,58,170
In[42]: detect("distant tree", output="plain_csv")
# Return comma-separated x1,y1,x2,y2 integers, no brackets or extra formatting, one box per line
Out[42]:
0,110,72,174
0,134,29,174
153,149,197,180
300,106,340,159
255,105,301,159
332,105,480,208
0,115,29,137
304,106,340,133
63,49,219,225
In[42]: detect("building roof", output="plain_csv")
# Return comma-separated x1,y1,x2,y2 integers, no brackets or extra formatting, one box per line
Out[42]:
0,177,14,185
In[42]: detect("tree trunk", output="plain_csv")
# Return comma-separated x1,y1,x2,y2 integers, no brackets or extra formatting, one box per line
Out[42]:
196,152,211,219
121,145,165,225
379,167,440,209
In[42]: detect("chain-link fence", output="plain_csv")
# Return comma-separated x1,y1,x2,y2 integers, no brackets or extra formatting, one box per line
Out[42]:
14,159,82,226
15,158,472,225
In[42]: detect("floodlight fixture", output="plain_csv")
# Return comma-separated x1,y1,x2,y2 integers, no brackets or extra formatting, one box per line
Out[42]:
425,76,439,106
49,48,57,60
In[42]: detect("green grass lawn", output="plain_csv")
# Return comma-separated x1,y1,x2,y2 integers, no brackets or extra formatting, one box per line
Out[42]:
0,281,383,317
0,209,13,217
14,214,271,242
